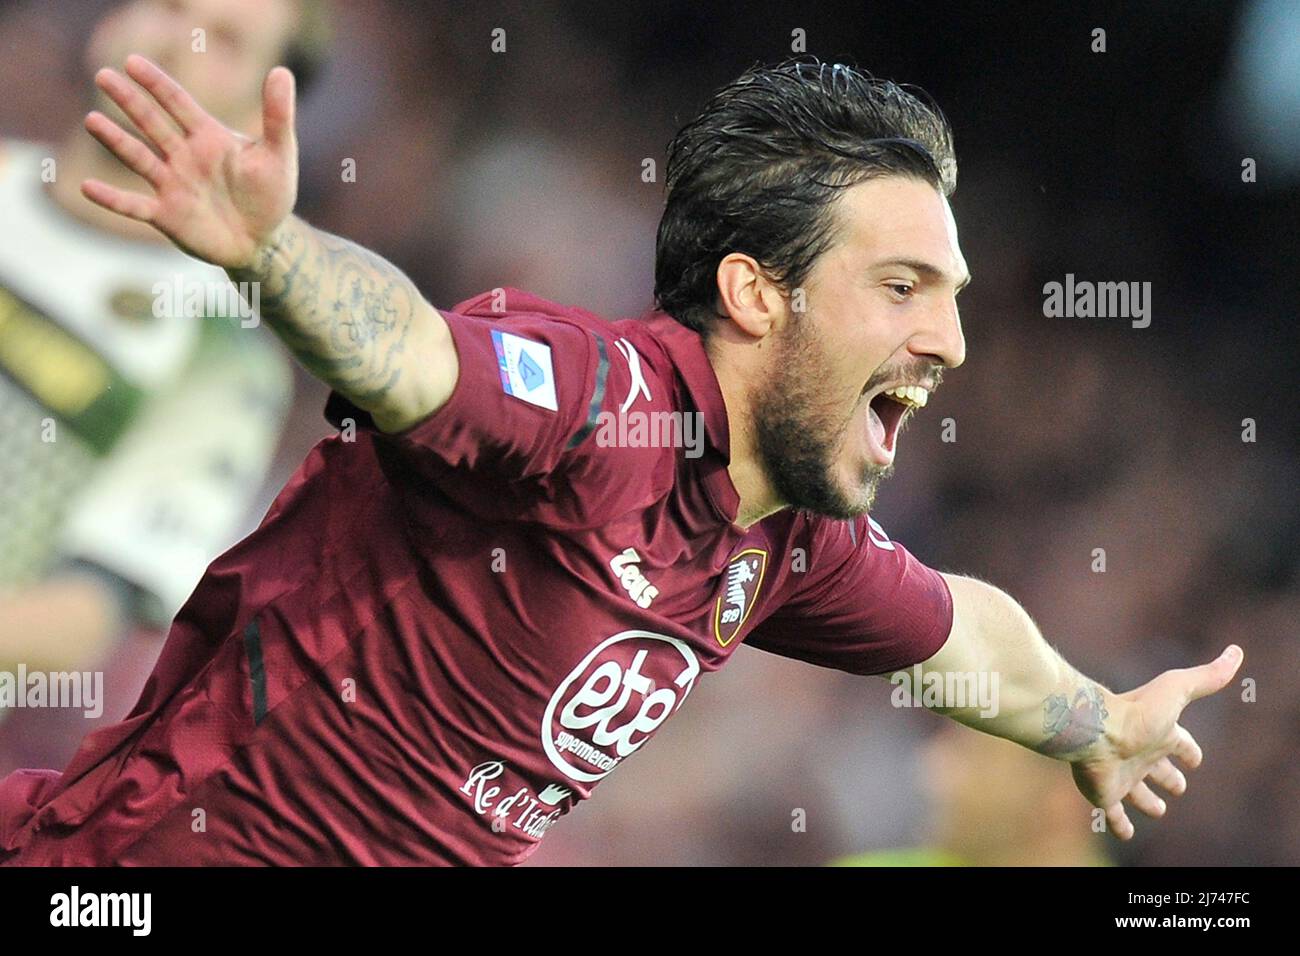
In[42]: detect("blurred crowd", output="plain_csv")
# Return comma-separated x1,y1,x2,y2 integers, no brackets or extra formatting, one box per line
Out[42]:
0,0,1294,865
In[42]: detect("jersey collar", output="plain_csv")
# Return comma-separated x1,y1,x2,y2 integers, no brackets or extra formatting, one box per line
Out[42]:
640,311,744,531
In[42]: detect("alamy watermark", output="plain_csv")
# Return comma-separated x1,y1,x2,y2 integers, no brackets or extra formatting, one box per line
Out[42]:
50,885,150,935
1043,273,1151,328
152,274,260,328
0,665,103,718
890,665,1000,718
593,409,705,459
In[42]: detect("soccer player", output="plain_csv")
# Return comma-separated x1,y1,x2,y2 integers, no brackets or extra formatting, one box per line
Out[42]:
0,0,329,692
0,55,1242,865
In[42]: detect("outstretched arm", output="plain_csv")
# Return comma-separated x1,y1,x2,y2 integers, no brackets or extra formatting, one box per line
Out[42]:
81,54,455,432
228,215,455,432
890,572,1242,840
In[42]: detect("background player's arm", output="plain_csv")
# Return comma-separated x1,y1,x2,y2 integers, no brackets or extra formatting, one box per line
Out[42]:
79,55,455,433
896,572,1242,838
0,572,127,673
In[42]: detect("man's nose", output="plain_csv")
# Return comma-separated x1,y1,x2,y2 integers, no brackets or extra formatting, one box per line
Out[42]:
910,300,966,370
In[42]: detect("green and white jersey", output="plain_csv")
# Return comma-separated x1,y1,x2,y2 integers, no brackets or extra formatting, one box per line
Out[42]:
0,139,292,626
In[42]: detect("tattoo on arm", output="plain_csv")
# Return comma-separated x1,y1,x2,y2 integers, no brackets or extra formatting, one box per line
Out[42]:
229,221,419,409
1040,684,1109,756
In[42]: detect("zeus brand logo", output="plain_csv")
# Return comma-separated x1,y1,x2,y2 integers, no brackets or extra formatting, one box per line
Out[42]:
542,630,700,783
609,547,659,608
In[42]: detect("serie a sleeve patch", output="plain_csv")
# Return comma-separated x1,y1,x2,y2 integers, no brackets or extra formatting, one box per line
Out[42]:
491,330,559,411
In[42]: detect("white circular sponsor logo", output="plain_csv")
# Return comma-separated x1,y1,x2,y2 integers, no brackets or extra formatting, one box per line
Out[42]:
542,630,701,783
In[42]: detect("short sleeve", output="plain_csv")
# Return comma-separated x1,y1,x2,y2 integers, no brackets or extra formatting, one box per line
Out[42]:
326,306,596,482
744,513,953,675
324,295,682,527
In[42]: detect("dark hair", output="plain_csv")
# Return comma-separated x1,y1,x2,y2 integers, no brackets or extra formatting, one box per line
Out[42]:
653,57,957,335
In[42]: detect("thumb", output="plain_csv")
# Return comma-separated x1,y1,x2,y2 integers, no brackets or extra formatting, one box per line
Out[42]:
262,66,296,152
1181,644,1244,704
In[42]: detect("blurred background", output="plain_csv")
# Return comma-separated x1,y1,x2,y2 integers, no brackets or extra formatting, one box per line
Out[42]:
0,0,1295,865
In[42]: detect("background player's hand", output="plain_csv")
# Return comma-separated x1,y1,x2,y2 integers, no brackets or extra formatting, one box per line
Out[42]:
1069,644,1242,840
81,54,297,269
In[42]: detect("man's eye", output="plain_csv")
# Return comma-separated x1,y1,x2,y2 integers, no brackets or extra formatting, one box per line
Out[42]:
888,283,914,299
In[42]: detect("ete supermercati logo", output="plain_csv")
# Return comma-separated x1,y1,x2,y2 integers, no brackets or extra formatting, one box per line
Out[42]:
542,630,701,783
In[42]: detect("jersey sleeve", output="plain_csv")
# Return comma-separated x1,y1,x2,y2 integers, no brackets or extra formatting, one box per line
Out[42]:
744,513,954,676
326,305,598,481
56,324,292,627
324,293,678,524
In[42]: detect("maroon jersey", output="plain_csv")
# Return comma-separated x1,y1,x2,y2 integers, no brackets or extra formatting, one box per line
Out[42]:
0,287,952,866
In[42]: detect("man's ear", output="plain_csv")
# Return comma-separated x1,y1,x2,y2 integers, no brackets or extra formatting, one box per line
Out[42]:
715,253,783,340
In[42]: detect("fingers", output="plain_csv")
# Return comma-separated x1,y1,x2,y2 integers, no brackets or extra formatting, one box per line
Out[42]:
1109,755,1190,842
1146,755,1188,797
80,179,159,224
94,66,183,156
1126,780,1167,819
1182,644,1244,705
1171,722,1203,769
1104,801,1135,841
261,66,296,152
85,111,164,185
123,53,207,134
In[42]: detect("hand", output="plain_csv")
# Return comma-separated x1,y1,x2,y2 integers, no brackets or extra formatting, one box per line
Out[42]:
1070,644,1243,840
81,53,298,270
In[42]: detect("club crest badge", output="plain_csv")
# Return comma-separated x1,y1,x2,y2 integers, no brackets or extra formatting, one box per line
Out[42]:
713,548,768,647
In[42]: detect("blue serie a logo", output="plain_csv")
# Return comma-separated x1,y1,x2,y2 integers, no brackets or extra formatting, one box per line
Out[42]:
491,330,558,411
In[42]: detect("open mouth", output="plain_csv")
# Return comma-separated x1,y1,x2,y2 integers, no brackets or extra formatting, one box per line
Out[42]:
864,384,929,466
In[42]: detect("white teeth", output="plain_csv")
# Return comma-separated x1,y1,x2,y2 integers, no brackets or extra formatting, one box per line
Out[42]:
882,385,929,408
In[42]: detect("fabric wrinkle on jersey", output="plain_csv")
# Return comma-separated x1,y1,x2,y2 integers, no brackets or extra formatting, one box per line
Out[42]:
0,286,953,866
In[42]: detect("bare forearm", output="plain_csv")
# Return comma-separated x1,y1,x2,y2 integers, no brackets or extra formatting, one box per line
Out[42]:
0,575,125,672
896,575,1240,839
913,574,1119,760
229,215,453,430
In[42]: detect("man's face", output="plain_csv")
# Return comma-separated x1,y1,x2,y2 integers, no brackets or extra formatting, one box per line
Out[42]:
753,175,969,519
87,0,299,132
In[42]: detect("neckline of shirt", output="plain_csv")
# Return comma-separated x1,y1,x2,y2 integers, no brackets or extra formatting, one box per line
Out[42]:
638,312,748,537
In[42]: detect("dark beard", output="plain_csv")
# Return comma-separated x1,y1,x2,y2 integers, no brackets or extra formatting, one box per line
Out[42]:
751,320,893,520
